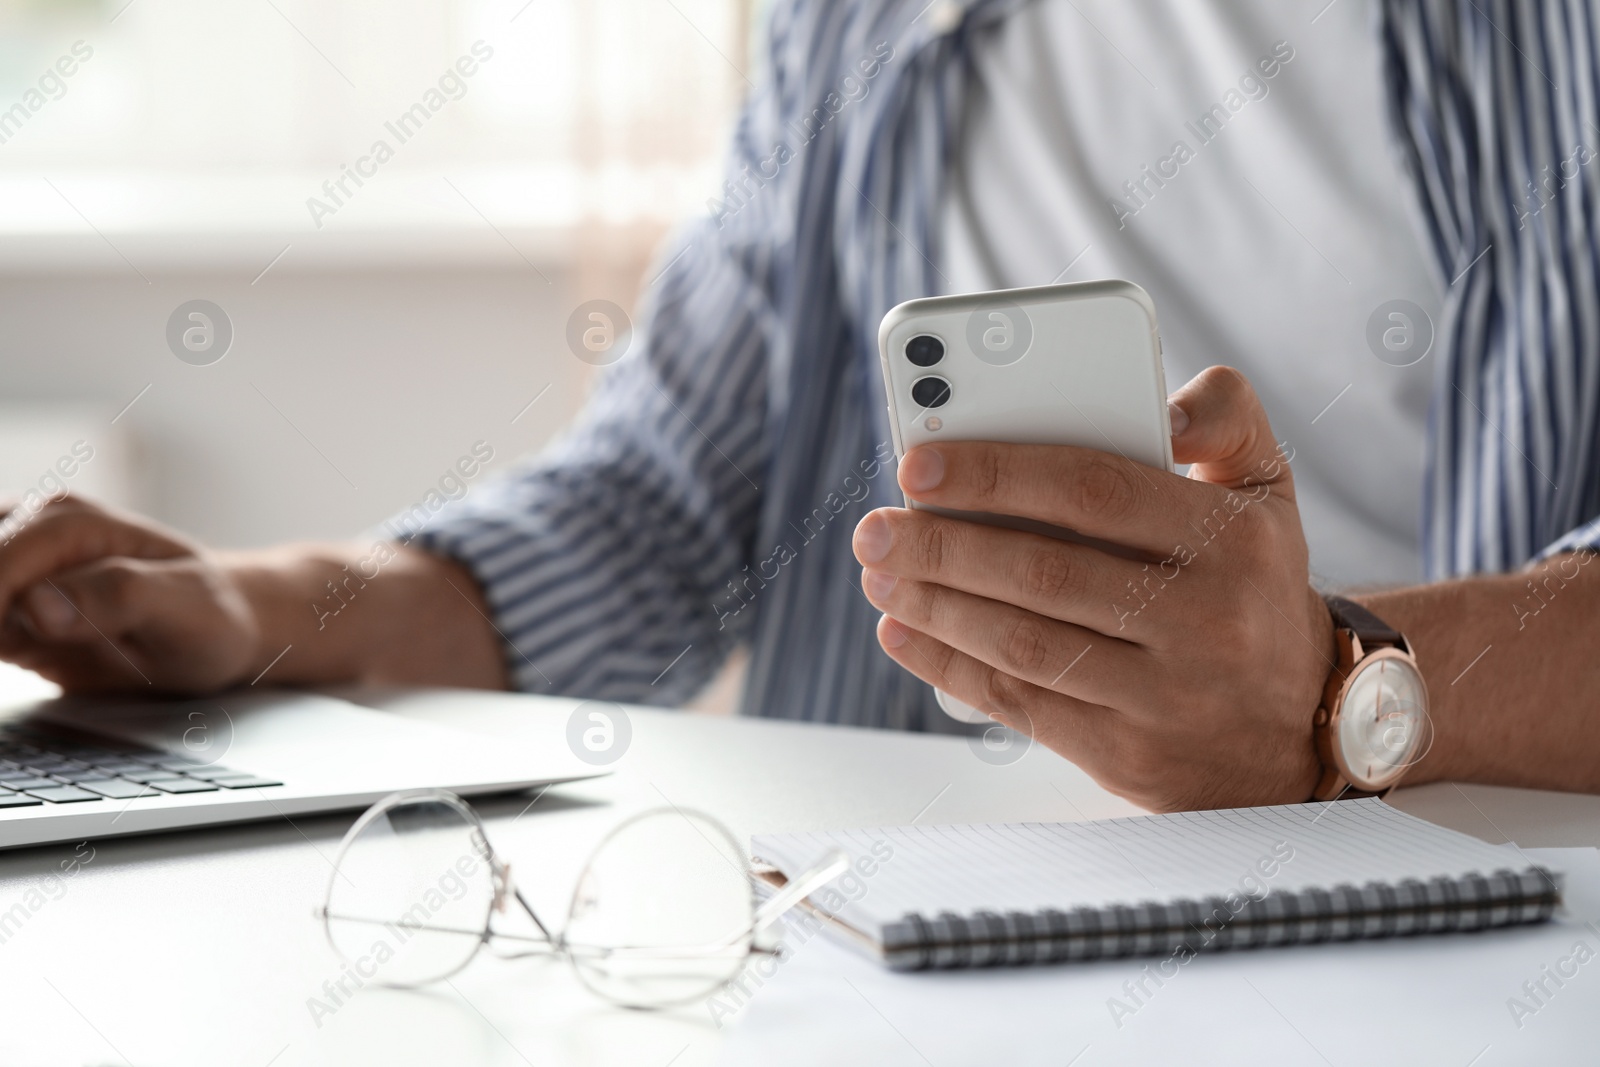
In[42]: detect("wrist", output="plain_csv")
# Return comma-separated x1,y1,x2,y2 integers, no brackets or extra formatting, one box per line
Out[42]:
222,541,509,691
1345,584,1466,787
219,544,368,688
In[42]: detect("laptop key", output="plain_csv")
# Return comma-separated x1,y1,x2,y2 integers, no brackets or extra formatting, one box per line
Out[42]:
147,778,220,794
3,777,61,790
24,786,102,803
77,779,155,800
184,766,239,781
0,793,43,807
154,758,212,772
49,770,106,783
119,770,188,784
211,776,283,789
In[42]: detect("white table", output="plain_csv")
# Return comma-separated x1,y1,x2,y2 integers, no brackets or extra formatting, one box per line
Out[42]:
0,675,1595,1067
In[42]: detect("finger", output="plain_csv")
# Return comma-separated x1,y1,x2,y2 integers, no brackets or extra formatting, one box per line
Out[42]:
0,566,156,691
863,570,1149,707
0,632,150,693
0,500,189,620
1167,366,1294,494
874,615,1118,769
854,507,1161,640
16,559,155,643
897,440,1192,553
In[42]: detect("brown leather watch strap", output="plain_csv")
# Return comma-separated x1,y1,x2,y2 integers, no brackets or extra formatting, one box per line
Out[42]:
1323,594,1402,647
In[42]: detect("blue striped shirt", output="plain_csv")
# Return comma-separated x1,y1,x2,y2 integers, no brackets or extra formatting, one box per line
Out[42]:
411,0,1600,728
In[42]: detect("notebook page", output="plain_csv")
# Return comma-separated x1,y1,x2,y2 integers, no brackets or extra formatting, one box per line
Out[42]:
750,799,1537,935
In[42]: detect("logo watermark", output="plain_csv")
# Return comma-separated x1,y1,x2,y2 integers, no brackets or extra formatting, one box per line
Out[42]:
0,40,93,148
0,440,94,546
706,835,895,1027
1365,299,1433,367
308,839,488,1028
707,42,894,229
1515,142,1595,230
565,299,632,366
315,441,497,630
712,440,897,632
0,841,96,947
306,42,495,229
1110,440,1293,630
1106,839,1295,1029
566,701,631,766
166,300,233,366
964,301,1033,367
1506,922,1600,1030
176,704,235,767
966,705,1034,766
1512,546,1596,631
1109,41,1296,229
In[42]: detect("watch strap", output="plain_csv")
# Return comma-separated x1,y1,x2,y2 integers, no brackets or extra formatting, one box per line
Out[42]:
1323,594,1402,647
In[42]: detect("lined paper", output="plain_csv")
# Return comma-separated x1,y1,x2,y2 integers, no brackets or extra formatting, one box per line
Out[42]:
751,799,1533,934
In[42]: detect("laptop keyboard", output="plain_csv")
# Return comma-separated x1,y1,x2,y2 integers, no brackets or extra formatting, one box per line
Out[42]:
0,721,281,808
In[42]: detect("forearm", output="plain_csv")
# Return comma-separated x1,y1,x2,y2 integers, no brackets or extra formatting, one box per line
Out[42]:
222,542,508,691
1353,550,1600,793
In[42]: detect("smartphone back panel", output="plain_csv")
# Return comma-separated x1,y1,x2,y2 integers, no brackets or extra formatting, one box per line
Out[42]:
876,280,1174,722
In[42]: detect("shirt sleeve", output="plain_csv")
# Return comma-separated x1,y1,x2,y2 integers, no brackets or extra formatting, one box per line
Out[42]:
1537,518,1600,560
400,27,804,704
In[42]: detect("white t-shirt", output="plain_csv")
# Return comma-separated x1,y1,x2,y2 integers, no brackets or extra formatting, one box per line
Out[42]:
940,0,1441,587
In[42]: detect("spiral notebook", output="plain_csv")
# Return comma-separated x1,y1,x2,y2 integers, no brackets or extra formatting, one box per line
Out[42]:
750,798,1562,971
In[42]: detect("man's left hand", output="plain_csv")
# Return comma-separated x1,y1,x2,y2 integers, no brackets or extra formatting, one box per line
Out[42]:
852,366,1332,811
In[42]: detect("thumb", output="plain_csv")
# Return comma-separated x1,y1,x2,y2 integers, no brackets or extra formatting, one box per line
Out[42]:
1167,366,1293,494
19,559,150,642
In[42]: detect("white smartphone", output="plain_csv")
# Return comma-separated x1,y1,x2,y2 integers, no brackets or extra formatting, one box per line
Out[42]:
876,279,1174,724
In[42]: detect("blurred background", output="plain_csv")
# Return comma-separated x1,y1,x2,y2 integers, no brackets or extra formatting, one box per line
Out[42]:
0,0,758,549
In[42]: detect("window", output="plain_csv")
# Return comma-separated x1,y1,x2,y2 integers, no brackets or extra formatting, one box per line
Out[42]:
0,0,755,240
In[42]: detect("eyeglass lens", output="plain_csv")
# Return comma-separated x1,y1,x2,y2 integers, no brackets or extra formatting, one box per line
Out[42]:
323,796,497,987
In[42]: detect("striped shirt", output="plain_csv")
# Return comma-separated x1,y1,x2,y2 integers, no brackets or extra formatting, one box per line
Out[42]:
410,0,1600,729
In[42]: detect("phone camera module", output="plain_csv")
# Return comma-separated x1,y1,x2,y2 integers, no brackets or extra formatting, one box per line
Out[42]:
911,376,952,409
905,335,944,367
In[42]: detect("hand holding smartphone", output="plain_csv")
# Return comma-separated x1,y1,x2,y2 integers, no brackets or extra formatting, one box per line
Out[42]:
876,280,1173,723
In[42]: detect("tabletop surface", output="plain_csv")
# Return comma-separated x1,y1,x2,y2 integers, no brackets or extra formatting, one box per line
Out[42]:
0,674,1595,1067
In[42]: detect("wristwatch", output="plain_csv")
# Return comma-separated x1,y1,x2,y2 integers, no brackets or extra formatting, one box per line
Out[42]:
1310,595,1431,802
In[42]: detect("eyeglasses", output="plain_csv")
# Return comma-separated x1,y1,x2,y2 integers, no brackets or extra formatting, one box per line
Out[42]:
313,789,847,1010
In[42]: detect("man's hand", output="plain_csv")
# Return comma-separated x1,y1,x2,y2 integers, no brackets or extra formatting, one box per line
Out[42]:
0,496,507,695
853,366,1333,811
0,497,260,692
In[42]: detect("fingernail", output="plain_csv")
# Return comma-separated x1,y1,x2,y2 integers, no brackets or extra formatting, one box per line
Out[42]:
854,512,892,564
879,615,907,648
901,447,945,493
25,584,75,635
862,569,898,602
1167,401,1189,436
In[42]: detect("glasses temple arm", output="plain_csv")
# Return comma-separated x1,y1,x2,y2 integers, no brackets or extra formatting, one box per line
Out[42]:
752,850,850,930
509,884,556,942
558,851,851,961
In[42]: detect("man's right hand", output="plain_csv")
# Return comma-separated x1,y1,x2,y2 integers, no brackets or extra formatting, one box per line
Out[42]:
0,496,261,693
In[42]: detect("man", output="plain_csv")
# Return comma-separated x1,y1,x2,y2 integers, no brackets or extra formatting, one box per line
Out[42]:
1,0,1597,811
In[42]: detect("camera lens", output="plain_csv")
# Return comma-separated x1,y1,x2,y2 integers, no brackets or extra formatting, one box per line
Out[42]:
905,335,944,367
911,376,952,409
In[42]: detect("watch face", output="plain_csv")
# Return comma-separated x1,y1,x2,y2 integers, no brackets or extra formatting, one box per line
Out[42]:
1336,652,1430,790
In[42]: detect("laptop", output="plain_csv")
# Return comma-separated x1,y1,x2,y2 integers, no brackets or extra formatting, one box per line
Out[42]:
0,689,604,851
